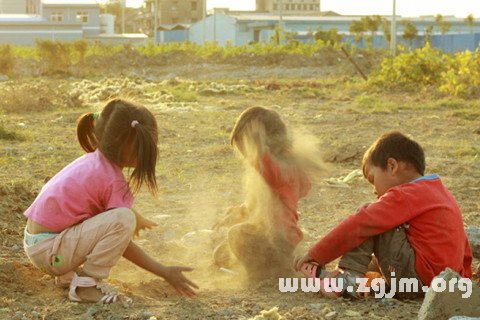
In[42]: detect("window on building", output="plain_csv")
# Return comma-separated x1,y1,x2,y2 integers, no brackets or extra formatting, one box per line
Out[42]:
191,1,197,10
76,11,89,23
50,12,63,22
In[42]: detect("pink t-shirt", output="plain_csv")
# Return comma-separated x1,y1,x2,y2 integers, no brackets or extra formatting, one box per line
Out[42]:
24,149,134,232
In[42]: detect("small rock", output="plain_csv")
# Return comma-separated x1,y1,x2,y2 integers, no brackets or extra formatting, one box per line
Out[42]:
465,226,480,259
418,268,480,320
218,308,234,317
140,311,154,320
379,298,397,306
31,311,41,320
18,123,27,128
344,310,361,317
10,245,22,253
325,311,337,319
308,303,324,312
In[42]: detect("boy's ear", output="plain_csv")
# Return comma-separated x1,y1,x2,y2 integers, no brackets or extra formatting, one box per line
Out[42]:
387,158,399,174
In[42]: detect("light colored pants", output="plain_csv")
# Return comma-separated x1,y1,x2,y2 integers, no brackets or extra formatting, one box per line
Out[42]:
24,208,135,279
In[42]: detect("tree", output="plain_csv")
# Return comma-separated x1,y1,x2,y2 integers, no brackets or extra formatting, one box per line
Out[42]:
349,20,366,45
314,28,343,46
401,20,418,47
435,14,451,35
380,17,391,48
361,15,382,48
424,25,434,44
465,14,475,33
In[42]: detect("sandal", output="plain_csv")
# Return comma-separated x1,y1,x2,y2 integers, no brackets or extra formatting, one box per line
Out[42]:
68,273,119,303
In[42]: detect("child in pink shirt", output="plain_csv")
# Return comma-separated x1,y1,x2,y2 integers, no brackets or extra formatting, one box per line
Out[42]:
24,99,198,303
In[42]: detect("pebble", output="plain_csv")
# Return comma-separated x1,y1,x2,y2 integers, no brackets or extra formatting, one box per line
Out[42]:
140,311,154,320
325,311,337,319
308,303,324,312
379,298,397,306
218,307,234,317
10,245,22,253
344,310,362,317
31,311,41,320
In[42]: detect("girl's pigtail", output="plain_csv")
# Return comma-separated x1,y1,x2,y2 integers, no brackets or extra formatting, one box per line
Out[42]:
129,123,158,196
77,112,98,152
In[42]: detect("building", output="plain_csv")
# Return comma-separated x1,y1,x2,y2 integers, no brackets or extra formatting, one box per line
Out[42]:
0,0,41,14
188,12,480,52
0,0,148,46
41,0,101,37
256,0,320,15
145,0,205,26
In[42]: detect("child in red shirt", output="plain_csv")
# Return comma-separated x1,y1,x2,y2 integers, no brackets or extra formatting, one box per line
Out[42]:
213,106,324,281
295,131,472,298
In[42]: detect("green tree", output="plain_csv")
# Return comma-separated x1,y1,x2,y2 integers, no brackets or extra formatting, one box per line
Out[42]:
380,17,391,48
314,28,343,45
465,14,475,33
361,15,382,48
424,25,434,45
435,14,451,35
401,20,418,47
349,20,366,45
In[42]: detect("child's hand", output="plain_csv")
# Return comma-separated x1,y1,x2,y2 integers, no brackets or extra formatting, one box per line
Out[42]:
134,214,158,238
162,266,199,298
294,251,315,271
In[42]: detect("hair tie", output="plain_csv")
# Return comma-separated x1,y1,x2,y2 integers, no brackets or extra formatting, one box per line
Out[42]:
131,120,139,128
92,112,100,120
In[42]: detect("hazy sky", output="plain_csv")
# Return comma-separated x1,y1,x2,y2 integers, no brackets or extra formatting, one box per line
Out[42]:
126,0,480,18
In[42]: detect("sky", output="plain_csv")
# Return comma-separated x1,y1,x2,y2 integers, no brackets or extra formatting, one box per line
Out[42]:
125,0,480,18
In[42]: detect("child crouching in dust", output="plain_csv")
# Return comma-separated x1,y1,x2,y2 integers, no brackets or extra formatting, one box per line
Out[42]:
295,132,473,299
23,99,198,303
212,106,325,281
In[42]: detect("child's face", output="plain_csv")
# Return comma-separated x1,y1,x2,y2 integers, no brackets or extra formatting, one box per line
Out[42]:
364,161,399,198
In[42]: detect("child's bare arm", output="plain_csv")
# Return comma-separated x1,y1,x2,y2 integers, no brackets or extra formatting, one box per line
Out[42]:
123,241,198,297
132,208,158,237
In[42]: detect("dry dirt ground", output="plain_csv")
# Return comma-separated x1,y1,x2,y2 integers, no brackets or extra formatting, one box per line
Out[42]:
0,66,479,319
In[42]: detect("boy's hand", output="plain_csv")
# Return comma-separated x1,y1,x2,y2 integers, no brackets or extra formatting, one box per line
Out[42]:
294,251,315,271
134,214,158,238
162,266,199,298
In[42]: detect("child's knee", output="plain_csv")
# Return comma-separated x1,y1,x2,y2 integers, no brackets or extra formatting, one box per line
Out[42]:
109,207,136,233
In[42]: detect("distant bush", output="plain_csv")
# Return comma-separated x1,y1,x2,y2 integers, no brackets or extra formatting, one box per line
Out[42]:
369,44,447,90
0,80,80,113
0,125,25,141
36,40,72,74
0,44,14,75
369,44,480,97
439,50,480,97
36,40,92,74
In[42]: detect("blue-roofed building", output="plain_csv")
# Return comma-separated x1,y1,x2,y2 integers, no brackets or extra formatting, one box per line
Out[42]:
187,10,480,52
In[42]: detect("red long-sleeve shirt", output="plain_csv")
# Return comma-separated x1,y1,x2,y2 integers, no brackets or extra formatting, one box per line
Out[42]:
308,176,472,285
260,153,311,246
